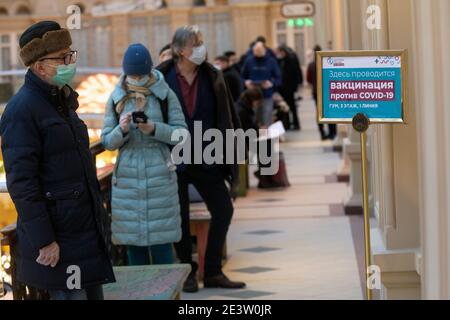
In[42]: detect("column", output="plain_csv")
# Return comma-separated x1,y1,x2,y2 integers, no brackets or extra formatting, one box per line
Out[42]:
412,0,450,300
363,0,421,299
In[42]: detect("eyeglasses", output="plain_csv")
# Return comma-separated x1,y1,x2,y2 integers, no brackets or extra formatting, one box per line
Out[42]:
39,50,77,65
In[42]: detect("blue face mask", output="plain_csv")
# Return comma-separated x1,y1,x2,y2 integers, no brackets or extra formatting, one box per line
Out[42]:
127,75,150,87
51,63,77,87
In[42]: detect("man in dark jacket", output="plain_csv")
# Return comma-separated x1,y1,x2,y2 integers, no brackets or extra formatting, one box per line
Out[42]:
276,45,303,131
0,21,115,300
157,25,245,293
224,50,241,74
214,55,243,102
307,45,336,140
241,41,281,127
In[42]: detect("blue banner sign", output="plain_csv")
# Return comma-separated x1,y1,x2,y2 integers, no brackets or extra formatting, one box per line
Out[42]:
317,51,407,124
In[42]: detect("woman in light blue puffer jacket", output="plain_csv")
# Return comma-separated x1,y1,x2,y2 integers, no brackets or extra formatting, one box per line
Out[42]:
101,44,187,265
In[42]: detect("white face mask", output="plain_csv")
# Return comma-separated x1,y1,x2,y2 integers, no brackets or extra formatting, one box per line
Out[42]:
188,44,207,65
126,75,150,87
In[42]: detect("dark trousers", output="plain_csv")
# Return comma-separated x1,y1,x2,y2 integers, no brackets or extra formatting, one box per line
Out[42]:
48,285,104,300
175,166,234,278
328,123,337,138
281,91,300,129
314,97,336,138
127,244,174,265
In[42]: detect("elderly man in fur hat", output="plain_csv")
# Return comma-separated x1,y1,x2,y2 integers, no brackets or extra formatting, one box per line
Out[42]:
0,21,115,300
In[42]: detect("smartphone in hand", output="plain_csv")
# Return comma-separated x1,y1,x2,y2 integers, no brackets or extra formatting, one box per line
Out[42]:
132,111,148,124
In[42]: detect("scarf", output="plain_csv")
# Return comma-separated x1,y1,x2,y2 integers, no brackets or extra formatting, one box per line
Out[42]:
115,75,156,114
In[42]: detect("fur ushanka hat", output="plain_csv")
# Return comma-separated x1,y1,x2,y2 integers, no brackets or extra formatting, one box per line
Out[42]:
19,21,72,66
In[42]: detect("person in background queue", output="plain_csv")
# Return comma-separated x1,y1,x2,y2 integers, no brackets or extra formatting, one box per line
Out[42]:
275,44,303,131
159,43,172,65
214,55,243,103
241,41,281,127
307,45,337,140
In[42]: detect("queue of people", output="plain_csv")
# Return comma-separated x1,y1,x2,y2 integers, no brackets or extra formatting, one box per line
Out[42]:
0,19,324,300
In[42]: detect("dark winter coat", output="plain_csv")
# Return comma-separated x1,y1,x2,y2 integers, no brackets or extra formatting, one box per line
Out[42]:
222,66,243,102
241,54,282,99
277,54,303,95
235,101,258,132
307,61,318,101
157,59,242,193
0,70,115,290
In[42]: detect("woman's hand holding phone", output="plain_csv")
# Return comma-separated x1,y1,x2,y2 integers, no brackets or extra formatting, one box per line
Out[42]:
119,112,132,134
137,121,155,136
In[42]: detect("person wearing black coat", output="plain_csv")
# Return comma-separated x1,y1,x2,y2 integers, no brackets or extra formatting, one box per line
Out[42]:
236,88,284,189
276,45,303,131
307,45,336,140
214,55,243,103
235,88,263,132
0,21,115,300
157,25,245,293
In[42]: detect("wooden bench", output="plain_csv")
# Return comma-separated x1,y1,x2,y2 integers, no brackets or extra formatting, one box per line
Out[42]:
103,264,191,300
189,203,228,281
1,223,190,300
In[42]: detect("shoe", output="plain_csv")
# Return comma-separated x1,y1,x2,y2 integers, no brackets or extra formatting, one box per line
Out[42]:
258,182,285,189
204,274,246,289
183,271,199,293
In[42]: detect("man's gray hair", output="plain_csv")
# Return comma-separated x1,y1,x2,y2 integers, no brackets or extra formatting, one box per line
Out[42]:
171,25,202,60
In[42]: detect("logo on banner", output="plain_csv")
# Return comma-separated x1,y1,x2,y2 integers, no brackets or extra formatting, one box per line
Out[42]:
327,57,345,67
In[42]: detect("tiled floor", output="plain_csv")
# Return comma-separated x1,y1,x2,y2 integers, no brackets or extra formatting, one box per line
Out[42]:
182,94,364,300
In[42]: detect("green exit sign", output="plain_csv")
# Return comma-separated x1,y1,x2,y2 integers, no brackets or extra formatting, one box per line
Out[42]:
288,18,314,28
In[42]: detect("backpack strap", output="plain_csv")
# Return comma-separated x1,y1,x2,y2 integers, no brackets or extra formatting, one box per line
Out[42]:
112,100,119,121
158,97,169,124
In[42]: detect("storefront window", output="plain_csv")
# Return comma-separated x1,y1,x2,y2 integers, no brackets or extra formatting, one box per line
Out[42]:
274,19,314,66
71,28,89,67
0,35,11,71
151,15,170,62
91,19,112,67
214,12,233,56
130,17,150,49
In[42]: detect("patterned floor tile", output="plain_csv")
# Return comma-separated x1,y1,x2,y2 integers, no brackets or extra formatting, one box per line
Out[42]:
219,290,275,299
232,266,278,274
245,230,283,235
239,246,282,253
